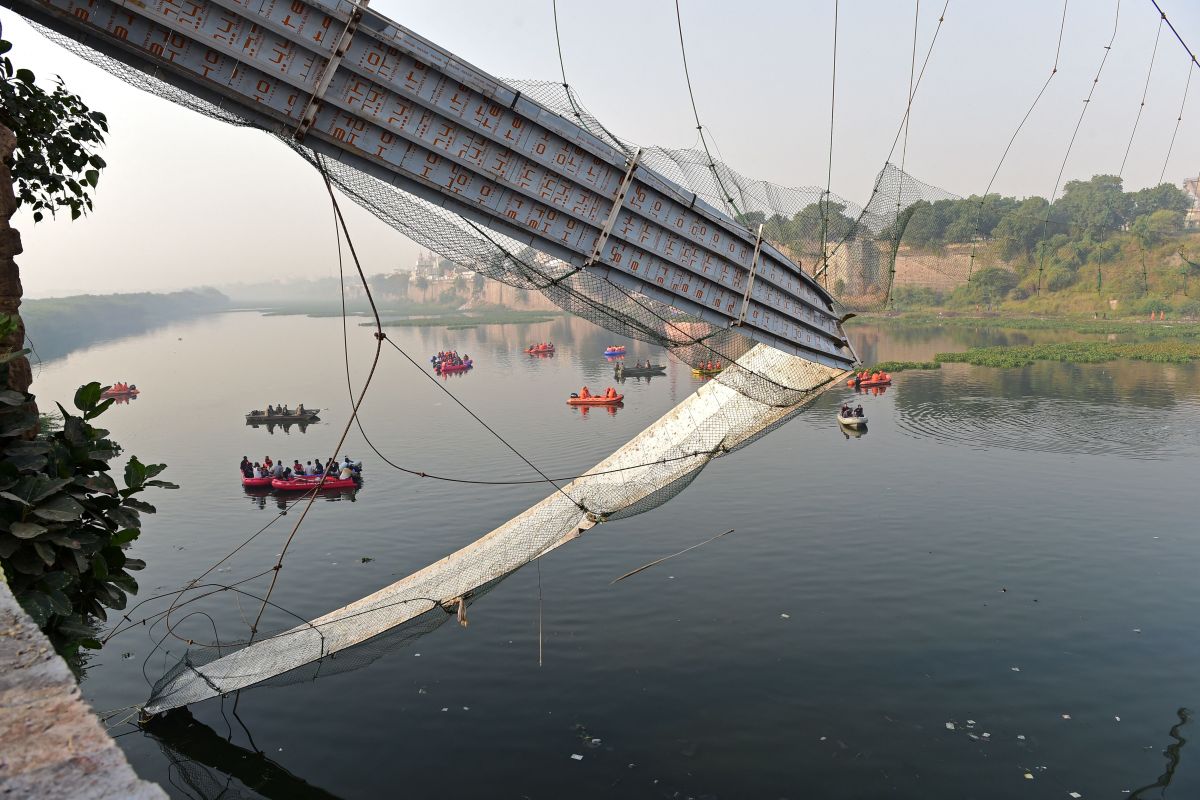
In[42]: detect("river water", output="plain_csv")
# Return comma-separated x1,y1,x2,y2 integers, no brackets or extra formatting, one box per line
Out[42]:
30,312,1200,799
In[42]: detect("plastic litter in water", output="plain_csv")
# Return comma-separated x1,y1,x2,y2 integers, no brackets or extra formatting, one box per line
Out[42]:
1068,793,1082,799
1114,716,1121,723
571,754,584,761
780,613,790,619
1024,773,1034,780
1011,666,1021,672
1017,735,1026,741
945,722,956,730
1062,714,1072,720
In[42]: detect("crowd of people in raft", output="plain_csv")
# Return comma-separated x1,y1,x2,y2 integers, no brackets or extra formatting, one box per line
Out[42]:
850,371,889,388
260,403,309,417
574,385,620,400
240,455,358,481
697,360,723,371
432,351,470,368
527,342,554,351
840,403,866,419
108,381,137,394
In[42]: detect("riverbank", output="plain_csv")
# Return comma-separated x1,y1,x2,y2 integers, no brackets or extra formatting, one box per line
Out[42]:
22,289,230,362
848,312,1200,340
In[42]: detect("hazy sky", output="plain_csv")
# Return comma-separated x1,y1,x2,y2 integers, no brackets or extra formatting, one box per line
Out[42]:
4,1,1199,297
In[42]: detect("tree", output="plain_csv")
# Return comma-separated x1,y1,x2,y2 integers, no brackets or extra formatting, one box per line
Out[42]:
1054,175,1130,239
414,275,429,301
993,197,1052,261
1,38,108,223
1129,183,1192,218
1,34,108,404
1130,209,1184,247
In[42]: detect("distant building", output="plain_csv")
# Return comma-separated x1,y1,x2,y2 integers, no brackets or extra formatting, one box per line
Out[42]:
1185,176,1200,229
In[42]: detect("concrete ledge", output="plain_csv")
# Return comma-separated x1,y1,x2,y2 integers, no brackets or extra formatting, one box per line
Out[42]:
0,577,166,799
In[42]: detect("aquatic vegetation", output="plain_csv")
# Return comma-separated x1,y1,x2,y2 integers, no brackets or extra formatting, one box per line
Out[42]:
852,313,1200,340
861,360,940,372
935,341,1200,368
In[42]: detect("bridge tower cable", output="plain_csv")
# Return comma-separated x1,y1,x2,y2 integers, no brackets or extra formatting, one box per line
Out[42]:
889,0,922,307
673,0,746,222
818,0,839,286
965,0,1069,286
1035,0,1122,296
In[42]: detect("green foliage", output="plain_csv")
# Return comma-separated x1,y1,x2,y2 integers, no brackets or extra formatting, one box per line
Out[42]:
0,36,107,222
862,360,940,372
0,381,176,657
1130,210,1184,247
948,267,1019,307
936,341,1200,368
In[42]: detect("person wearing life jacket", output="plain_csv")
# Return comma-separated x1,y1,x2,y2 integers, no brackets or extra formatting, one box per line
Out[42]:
263,456,272,470
580,386,591,399
715,360,722,369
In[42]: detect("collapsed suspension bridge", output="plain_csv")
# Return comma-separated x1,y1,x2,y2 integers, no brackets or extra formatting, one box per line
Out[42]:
5,0,993,712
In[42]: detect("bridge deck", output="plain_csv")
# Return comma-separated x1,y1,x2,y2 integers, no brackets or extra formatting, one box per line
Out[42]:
10,0,854,368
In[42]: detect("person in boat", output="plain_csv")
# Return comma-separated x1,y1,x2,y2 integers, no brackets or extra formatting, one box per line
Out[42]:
263,456,272,470
240,456,250,473
840,404,849,418
579,385,591,399
293,459,304,475
339,461,354,480
272,460,284,479
853,373,862,389
854,405,864,418
252,462,263,479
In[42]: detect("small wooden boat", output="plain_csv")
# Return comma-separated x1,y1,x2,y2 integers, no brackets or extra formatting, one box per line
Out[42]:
616,364,666,377
837,413,867,428
525,345,555,355
246,410,320,424
271,475,359,491
567,393,624,406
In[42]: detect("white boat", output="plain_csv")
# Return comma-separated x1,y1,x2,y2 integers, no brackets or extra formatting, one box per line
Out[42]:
837,413,867,427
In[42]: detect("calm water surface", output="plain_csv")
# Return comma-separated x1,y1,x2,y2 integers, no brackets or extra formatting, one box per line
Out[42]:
31,313,1200,799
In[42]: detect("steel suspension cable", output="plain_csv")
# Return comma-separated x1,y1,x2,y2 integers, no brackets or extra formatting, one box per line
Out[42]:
674,0,745,221
1158,61,1194,183
819,0,839,282
966,0,1069,284
1119,14,1164,177
1036,0,1122,295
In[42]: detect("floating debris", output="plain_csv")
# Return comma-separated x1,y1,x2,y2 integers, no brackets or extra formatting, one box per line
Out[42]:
1114,716,1121,723
1068,793,1082,799
361,557,374,564
1011,666,1021,672
1062,714,1072,720
571,754,584,761
1024,773,1034,780
780,613,790,619
945,722,956,730
1017,735,1026,741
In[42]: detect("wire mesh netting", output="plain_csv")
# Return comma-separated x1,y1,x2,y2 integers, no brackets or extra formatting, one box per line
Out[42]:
22,22,978,712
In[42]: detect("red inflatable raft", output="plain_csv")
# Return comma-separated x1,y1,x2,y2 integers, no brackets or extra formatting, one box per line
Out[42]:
567,393,624,406
847,374,892,387
241,475,273,487
437,360,473,373
271,476,358,491
525,345,555,355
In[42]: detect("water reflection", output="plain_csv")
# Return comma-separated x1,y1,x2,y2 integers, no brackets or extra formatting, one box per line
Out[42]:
245,420,316,435
892,368,1200,459
1129,708,1191,799
570,402,623,418
242,484,360,509
147,707,342,800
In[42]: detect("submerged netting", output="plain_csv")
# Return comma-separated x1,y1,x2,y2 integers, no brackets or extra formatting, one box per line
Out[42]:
144,345,844,713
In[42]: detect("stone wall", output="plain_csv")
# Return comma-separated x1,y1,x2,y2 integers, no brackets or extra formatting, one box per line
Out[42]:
0,576,165,798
